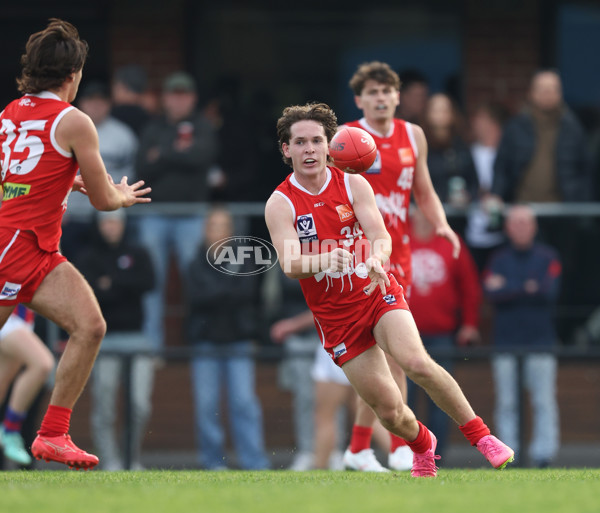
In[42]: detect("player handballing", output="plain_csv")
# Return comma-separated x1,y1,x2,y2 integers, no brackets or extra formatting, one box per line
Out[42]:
265,102,513,477
0,19,151,469
343,62,462,471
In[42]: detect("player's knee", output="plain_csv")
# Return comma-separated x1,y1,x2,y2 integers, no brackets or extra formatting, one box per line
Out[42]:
79,314,107,345
374,399,405,428
403,355,436,383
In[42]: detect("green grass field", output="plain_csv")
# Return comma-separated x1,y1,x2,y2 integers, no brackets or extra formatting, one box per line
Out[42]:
1,469,598,513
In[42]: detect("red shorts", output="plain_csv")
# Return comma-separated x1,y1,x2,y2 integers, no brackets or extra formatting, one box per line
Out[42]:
0,228,67,305
313,273,410,367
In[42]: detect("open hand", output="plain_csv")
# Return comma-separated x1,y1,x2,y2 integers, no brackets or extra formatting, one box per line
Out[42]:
363,257,390,296
114,176,152,207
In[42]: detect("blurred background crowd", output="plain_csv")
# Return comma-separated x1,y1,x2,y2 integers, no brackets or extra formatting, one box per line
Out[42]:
1,0,600,471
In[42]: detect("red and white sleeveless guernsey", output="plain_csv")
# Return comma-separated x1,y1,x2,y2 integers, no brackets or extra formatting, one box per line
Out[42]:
345,118,418,293
273,167,408,365
0,92,79,252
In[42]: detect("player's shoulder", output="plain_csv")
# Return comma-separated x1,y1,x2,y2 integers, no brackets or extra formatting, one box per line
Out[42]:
265,191,295,229
265,187,293,215
56,107,95,135
402,119,424,138
345,171,372,198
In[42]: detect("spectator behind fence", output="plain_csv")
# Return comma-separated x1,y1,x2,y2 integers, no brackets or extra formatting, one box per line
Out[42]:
136,71,218,349
111,64,152,137
202,76,263,202
268,269,320,471
483,205,561,467
408,208,482,458
186,207,269,470
423,93,479,209
76,210,156,470
62,81,138,261
395,69,429,126
465,102,508,271
492,69,590,203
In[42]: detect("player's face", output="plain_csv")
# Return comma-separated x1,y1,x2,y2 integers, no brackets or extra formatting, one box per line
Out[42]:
282,120,329,176
355,80,399,123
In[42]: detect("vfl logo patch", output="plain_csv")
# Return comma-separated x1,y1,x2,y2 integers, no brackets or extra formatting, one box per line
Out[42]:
336,204,355,222
365,150,382,174
0,282,21,300
398,147,413,165
383,294,397,305
297,214,318,242
1,183,31,200
333,342,347,359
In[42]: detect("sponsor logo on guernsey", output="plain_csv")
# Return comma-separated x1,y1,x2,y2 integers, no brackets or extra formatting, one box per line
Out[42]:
18,97,36,107
398,147,413,165
1,183,31,200
336,204,355,222
297,214,318,242
333,342,347,359
0,282,21,300
314,202,325,207
383,294,397,305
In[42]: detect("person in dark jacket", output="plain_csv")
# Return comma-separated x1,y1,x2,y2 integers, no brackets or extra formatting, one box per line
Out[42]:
76,210,155,470
483,204,561,467
423,93,479,208
492,69,590,203
186,206,269,470
135,71,219,353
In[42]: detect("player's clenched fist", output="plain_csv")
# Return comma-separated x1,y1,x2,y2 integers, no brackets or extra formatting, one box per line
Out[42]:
322,248,353,273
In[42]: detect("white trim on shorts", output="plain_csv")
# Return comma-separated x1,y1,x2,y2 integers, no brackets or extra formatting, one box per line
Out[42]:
311,344,350,385
0,314,32,339
0,229,20,265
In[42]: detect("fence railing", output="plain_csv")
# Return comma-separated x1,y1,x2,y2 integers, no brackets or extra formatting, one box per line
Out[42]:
104,344,600,469
56,201,600,468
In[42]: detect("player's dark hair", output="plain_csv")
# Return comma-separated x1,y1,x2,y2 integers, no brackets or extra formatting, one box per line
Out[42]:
17,18,89,94
349,61,400,96
276,102,338,167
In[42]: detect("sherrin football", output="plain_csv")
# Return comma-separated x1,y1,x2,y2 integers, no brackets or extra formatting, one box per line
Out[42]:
329,126,377,174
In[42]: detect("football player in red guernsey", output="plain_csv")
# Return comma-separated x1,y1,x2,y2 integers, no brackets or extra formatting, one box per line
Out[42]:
265,102,513,477
0,19,150,470
343,61,461,471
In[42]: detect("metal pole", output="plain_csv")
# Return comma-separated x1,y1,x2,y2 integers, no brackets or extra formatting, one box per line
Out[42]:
122,353,133,470
516,352,526,467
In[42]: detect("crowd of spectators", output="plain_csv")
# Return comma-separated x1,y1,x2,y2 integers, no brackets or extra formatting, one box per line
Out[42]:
50,63,598,471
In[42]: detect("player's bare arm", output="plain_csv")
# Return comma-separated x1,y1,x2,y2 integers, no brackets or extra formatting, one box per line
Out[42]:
411,124,460,258
265,193,352,279
348,173,391,295
57,109,151,210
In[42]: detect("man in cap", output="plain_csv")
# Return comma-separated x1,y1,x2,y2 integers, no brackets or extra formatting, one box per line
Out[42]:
111,65,152,136
135,71,218,351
